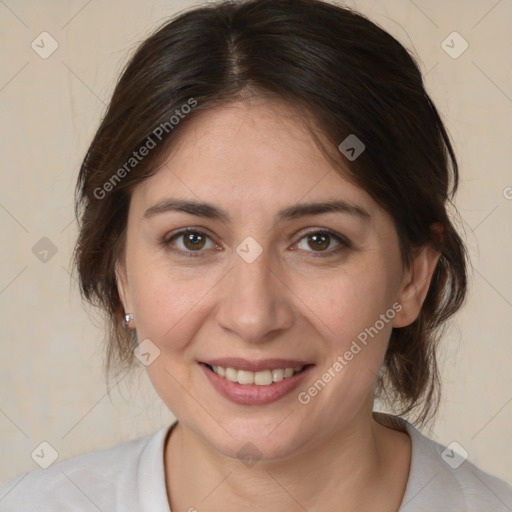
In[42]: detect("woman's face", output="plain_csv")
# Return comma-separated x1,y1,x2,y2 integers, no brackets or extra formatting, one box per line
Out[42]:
117,99,429,460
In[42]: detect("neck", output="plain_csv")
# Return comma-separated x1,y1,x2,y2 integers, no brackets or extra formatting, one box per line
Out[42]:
164,411,411,512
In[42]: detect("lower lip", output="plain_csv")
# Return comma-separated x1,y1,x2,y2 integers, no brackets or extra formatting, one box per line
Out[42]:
200,364,313,406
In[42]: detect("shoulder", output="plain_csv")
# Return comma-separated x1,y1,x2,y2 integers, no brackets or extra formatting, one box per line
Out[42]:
0,423,174,512
387,414,512,511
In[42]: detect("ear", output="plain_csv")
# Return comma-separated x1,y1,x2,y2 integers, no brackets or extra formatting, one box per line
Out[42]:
115,260,133,314
393,225,443,328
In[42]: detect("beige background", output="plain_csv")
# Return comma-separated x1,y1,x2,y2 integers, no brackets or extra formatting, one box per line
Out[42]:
0,0,511,487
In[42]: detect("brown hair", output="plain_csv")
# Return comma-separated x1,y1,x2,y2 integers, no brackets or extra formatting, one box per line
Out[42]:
73,0,467,426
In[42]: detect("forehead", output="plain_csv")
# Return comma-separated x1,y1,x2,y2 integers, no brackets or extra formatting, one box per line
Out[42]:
131,99,380,219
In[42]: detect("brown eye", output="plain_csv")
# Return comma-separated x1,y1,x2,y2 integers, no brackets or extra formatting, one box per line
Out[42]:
164,229,217,257
182,231,207,251
295,230,349,256
307,233,331,251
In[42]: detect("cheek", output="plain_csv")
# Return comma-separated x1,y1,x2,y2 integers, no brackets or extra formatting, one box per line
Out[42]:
301,259,399,344
128,265,213,416
131,274,207,346
298,258,399,398
130,245,399,353
294,269,397,424
126,237,221,343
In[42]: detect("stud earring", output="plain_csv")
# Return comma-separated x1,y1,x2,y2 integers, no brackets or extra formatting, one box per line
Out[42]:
123,313,134,329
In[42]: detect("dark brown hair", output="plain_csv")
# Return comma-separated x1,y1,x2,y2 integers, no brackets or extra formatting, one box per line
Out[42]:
74,0,467,426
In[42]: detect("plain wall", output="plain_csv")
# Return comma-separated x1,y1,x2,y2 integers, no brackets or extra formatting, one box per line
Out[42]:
0,0,511,486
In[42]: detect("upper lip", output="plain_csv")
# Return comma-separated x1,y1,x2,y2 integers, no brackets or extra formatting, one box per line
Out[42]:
201,358,313,372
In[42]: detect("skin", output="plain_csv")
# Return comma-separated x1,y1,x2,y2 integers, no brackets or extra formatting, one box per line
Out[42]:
116,98,441,511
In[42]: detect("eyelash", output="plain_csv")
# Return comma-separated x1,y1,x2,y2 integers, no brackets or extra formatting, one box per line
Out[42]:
161,227,351,259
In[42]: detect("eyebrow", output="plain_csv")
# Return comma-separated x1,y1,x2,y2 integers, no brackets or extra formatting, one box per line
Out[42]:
143,198,371,223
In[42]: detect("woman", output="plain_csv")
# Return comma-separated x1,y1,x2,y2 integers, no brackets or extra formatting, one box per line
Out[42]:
1,0,511,510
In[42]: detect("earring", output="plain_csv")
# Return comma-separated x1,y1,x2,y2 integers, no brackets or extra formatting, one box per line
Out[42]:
123,313,134,329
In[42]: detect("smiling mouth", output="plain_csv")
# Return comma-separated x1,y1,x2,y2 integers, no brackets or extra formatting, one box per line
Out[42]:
203,363,310,386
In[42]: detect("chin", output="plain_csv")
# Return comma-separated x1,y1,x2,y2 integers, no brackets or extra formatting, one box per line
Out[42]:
192,412,316,463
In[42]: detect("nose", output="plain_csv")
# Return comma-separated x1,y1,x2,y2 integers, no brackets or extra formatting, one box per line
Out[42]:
215,247,295,344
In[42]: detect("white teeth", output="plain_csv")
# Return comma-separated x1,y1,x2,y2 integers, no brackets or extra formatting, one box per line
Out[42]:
272,368,284,382
237,370,254,385
254,370,273,386
225,367,237,382
210,365,304,386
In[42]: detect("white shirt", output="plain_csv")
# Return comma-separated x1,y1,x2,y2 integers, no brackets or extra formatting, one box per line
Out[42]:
1,413,511,511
